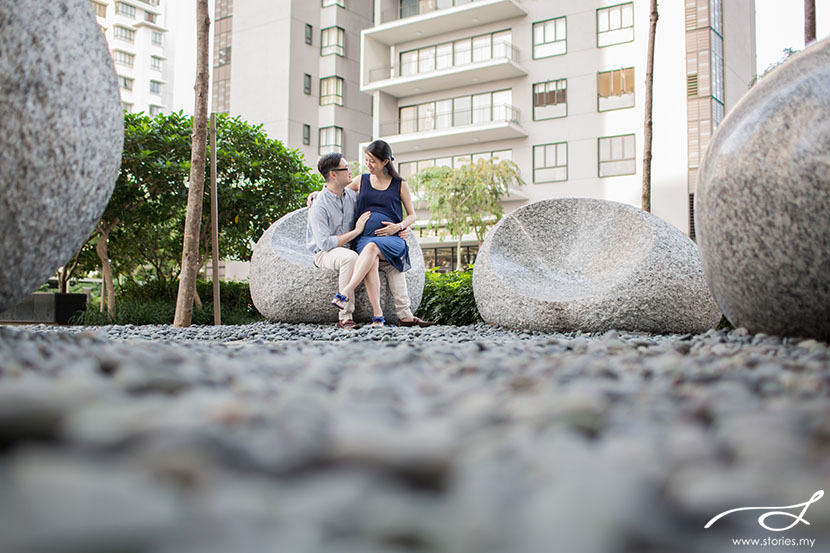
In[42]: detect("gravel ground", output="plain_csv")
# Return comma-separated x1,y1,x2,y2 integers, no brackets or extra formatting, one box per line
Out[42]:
0,322,828,553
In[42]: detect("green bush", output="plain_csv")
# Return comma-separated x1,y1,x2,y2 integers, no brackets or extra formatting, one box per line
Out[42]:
415,267,482,326
72,280,264,325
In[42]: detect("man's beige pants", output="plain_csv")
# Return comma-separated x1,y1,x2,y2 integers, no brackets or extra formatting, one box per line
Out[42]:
314,247,413,322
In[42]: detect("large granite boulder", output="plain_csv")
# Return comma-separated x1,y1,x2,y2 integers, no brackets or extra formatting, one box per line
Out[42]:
696,38,830,341
0,0,123,313
473,198,721,333
250,208,425,324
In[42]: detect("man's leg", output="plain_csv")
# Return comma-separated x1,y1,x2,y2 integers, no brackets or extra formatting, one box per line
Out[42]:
379,262,413,321
315,248,358,322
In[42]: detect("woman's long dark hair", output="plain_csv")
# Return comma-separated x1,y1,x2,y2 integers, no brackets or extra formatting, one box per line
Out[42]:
366,139,401,180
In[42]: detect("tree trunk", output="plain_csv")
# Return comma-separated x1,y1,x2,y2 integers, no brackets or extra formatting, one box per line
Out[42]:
99,269,106,313
456,235,462,271
174,0,211,327
95,222,117,318
805,0,816,45
641,0,658,213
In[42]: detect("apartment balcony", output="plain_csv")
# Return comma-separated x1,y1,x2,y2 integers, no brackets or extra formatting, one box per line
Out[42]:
369,0,526,45
363,42,526,97
378,104,526,154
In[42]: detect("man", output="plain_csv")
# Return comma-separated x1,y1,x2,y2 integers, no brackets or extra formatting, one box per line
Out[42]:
306,153,435,329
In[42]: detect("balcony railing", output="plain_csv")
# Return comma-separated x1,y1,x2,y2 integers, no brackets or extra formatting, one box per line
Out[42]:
368,41,518,83
381,104,520,136
399,0,480,19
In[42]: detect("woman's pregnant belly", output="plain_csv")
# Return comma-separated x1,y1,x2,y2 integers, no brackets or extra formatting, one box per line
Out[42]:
361,211,396,236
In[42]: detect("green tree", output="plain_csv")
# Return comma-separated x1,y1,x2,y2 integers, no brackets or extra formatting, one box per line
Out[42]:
415,158,524,270
75,110,320,316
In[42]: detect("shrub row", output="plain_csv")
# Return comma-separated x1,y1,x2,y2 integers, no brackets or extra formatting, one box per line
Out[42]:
415,267,482,326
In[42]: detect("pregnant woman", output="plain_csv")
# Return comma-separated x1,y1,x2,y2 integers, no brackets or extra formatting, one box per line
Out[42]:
331,140,416,326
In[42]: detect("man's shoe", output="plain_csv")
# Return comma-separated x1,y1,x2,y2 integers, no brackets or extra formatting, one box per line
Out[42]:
398,317,436,327
337,319,361,330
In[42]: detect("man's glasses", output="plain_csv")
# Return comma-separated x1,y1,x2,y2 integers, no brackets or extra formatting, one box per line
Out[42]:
332,168,350,172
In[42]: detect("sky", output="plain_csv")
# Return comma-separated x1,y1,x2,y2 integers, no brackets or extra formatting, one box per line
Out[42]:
754,0,829,74
169,1,830,113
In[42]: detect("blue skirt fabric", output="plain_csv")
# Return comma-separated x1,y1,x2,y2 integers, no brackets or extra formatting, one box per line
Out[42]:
354,211,411,272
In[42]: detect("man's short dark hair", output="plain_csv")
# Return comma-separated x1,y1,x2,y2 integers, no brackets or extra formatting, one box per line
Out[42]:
318,153,344,181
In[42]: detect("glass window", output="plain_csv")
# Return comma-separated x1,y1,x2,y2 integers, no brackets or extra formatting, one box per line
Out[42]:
710,0,722,34
304,73,312,95
399,105,418,134
116,2,136,18
435,156,453,167
400,50,418,77
472,34,490,63
454,96,471,126
534,142,567,183
399,162,416,178
149,105,162,117
320,76,343,106
533,79,567,120
711,30,724,102
218,46,231,66
118,76,133,90
152,31,163,46
472,93,491,124
597,3,634,47
92,2,107,17
321,26,345,56
150,80,161,94
303,124,311,145
123,102,133,112
113,26,135,42
492,90,512,121
597,67,635,111
492,30,512,59
436,42,453,70
113,50,135,67
419,47,436,73
417,102,435,132
599,134,636,177
533,16,566,58
151,56,162,71
435,99,452,129
305,23,313,45
400,0,419,19
322,0,345,7
492,149,512,162
454,38,472,66
319,126,343,154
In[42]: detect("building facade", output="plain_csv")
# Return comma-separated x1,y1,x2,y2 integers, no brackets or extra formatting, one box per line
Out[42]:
210,0,375,167
92,0,172,115
361,0,756,269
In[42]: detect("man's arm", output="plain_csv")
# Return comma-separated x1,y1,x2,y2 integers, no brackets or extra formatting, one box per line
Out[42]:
334,211,370,247
309,204,370,251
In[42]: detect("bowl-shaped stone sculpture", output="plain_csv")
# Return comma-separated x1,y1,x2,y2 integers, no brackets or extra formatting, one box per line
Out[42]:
696,39,830,341
0,0,123,313
250,208,425,324
473,198,721,333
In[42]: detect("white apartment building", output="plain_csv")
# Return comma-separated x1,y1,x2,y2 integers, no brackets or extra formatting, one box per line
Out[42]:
211,0,375,166
92,0,172,116
361,0,756,270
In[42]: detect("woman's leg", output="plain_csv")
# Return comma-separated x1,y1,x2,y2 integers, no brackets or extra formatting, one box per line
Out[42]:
341,242,381,299
363,256,383,318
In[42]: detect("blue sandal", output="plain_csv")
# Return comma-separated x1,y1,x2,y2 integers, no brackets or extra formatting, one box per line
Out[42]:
332,292,348,309
371,316,385,327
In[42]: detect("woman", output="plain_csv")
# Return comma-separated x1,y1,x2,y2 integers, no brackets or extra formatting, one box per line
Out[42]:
331,140,417,327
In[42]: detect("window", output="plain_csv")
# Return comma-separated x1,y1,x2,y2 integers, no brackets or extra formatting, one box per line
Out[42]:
320,76,343,106
152,31,163,46
92,2,107,18
116,2,136,18
149,105,162,117
118,76,133,90
533,17,566,58
711,30,724,103
713,100,724,128
597,67,635,111
319,126,343,155
123,102,133,112
113,25,135,42
597,3,634,47
400,30,512,77
534,143,567,183
303,124,311,145
150,80,162,95
151,56,162,71
140,0,160,5
305,24,313,45
533,79,567,120
710,0,722,34
322,0,344,7
304,73,312,95
112,50,135,67
144,11,158,24
599,134,636,177
218,46,231,66
321,26,345,56
398,89,513,134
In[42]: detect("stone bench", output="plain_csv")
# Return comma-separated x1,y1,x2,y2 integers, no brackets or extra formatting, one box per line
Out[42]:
472,198,721,334
249,208,425,324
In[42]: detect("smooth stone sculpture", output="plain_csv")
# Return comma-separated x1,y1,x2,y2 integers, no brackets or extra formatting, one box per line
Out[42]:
0,1,123,313
250,208,425,324
473,198,721,333
696,39,830,341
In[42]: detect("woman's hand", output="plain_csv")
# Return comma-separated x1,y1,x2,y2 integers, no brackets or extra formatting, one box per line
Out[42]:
355,211,371,233
375,221,403,236
306,190,319,207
